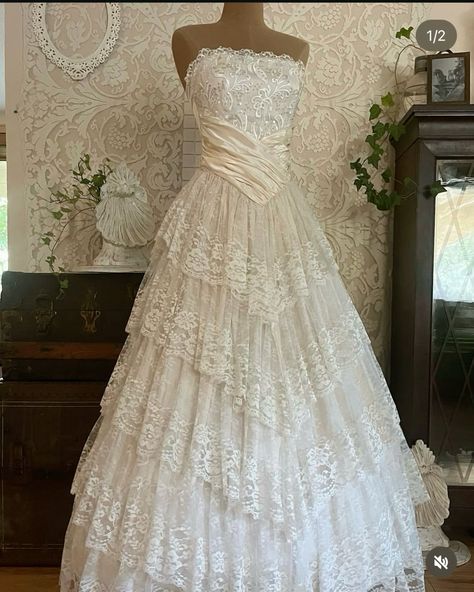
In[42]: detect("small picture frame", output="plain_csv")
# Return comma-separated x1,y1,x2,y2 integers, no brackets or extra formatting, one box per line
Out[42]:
427,52,470,105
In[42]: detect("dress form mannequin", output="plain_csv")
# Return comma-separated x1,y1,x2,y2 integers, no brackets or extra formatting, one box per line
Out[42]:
172,2,309,87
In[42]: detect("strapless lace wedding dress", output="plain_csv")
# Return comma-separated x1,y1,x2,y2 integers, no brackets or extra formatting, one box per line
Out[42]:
60,47,429,592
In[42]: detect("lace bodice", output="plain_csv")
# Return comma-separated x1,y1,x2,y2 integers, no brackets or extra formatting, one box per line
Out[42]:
185,46,305,141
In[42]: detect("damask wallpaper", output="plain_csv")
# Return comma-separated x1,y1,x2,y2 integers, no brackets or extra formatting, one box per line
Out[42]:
16,2,429,370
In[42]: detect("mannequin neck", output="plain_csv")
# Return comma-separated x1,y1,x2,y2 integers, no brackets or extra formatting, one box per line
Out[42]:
219,2,265,26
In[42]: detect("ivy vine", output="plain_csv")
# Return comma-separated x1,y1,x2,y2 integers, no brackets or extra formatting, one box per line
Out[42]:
40,153,113,297
350,26,446,211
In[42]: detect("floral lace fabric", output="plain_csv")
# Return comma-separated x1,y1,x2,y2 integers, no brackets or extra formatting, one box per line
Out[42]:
60,47,429,592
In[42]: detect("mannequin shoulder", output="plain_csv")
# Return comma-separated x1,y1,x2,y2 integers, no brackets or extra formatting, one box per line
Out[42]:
172,25,211,86
172,24,212,56
297,40,310,66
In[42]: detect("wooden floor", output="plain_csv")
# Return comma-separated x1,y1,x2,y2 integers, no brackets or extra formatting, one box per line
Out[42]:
0,532,472,591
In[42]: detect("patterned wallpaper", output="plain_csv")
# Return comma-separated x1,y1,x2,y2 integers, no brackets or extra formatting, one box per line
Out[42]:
17,2,429,369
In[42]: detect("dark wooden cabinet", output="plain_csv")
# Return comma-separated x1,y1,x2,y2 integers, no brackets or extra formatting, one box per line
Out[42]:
0,271,144,565
391,105,474,527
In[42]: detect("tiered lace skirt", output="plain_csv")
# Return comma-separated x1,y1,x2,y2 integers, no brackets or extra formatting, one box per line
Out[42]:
59,169,429,592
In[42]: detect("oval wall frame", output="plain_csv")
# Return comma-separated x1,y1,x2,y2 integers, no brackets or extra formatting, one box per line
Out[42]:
31,3,121,80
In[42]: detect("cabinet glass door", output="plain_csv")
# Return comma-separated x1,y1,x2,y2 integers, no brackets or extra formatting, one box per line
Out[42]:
431,159,474,486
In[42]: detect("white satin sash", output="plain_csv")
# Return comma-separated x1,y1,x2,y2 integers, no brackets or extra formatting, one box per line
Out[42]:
193,104,291,206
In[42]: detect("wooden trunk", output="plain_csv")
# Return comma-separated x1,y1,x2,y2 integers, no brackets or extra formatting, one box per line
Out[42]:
0,271,144,565
0,381,104,565
0,271,143,380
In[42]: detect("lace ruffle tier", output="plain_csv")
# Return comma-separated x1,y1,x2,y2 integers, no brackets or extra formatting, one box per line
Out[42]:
126,169,339,324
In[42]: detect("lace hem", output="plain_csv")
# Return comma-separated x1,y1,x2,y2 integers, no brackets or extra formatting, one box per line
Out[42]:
62,474,423,592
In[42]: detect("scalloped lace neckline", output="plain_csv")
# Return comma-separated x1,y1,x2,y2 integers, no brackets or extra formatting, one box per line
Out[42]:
184,46,306,87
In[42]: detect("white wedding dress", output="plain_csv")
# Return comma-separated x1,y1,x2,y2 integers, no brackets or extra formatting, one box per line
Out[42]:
60,47,429,592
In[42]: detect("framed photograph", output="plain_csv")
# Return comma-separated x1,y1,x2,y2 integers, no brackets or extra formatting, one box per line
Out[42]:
427,52,470,105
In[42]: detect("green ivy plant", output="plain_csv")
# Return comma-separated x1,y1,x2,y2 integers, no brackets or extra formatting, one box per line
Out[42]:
350,26,446,211
41,154,113,279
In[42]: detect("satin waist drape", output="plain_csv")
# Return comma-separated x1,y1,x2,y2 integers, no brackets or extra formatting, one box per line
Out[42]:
193,104,291,206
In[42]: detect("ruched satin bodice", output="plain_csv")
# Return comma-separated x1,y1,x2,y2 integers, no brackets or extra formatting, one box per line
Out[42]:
185,47,305,205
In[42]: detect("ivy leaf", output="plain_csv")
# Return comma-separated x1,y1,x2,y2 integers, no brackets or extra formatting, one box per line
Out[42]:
91,174,102,186
52,210,64,220
367,144,384,168
378,189,389,207
41,236,51,245
366,186,379,205
356,165,370,184
389,122,406,142
381,167,392,183
369,103,382,120
381,92,395,108
367,153,381,168
390,191,402,206
354,162,371,190
395,26,413,39
365,134,378,149
430,180,447,197
372,121,388,140
350,158,362,172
